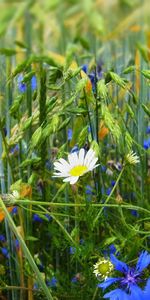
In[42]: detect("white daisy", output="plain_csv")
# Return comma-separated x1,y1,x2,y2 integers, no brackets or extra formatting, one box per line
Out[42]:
53,148,99,185
93,258,114,279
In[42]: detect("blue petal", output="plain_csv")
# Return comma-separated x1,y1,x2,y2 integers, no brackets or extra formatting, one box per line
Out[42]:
97,277,120,290
110,254,128,273
104,288,128,300
144,278,150,299
136,251,150,272
129,284,145,300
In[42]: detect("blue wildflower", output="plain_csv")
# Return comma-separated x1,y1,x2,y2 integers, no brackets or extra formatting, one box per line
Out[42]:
71,276,78,283
101,165,107,172
11,207,18,215
45,214,53,221
143,139,150,150
31,75,37,91
17,74,26,93
106,187,112,196
33,283,39,290
46,277,57,288
98,251,150,300
131,210,139,217
14,239,19,250
0,235,6,242
10,144,19,155
1,247,9,258
32,213,43,223
71,145,79,153
146,126,150,134
82,64,88,73
67,128,73,141
111,180,116,187
69,246,76,254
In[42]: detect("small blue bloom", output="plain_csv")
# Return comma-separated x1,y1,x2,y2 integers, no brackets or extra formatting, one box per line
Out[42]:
82,64,88,73
33,213,43,223
10,144,19,155
46,277,57,288
69,246,76,254
80,239,85,245
14,239,19,250
131,210,139,217
71,276,78,283
67,128,73,141
98,251,150,300
1,247,9,258
11,207,18,215
143,139,150,150
33,283,39,290
0,235,6,242
31,75,37,91
146,126,150,134
106,187,112,196
17,74,26,93
111,180,116,187
101,165,106,172
71,145,79,153
85,185,93,195
45,214,53,221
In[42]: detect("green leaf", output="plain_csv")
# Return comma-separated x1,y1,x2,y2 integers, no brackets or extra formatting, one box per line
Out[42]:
142,104,150,117
123,65,135,74
0,48,16,56
97,79,107,99
141,70,150,80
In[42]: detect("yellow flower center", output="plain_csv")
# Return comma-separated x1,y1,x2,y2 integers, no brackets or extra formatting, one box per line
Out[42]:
98,261,111,275
70,165,88,176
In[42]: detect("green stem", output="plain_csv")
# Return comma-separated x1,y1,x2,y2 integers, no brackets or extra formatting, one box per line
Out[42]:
92,166,125,228
0,197,54,300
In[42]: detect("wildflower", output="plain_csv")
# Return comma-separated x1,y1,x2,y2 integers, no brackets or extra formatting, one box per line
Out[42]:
31,75,37,91
14,239,19,250
32,213,43,223
69,246,76,254
131,210,139,217
71,276,78,283
143,139,150,150
0,235,6,242
1,247,9,258
53,148,99,185
93,258,114,279
125,151,140,165
106,187,112,196
146,126,150,134
46,277,57,288
45,214,53,221
11,207,18,215
17,74,26,93
98,251,150,300
67,128,73,141
71,145,79,153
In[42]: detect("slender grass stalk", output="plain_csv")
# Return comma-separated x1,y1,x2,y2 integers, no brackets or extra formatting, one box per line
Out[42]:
0,197,54,300
92,166,125,228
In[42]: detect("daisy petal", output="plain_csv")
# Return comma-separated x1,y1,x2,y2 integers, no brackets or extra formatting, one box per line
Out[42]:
78,148,85,165
70,176,79,185
58,158,70,170
84,149,95,166
88,157,98,170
